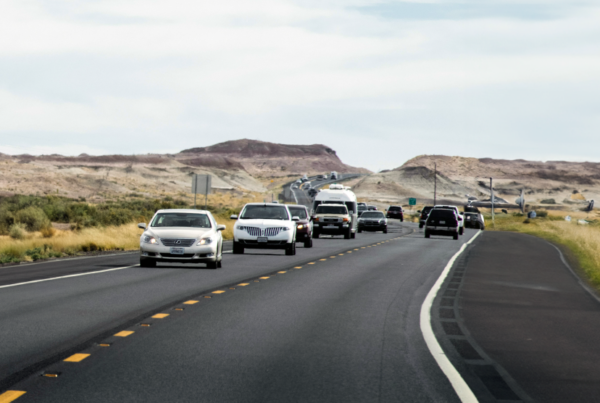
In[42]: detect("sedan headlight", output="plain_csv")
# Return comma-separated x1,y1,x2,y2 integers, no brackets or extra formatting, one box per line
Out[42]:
297,224,304,230
197,237,213,245
144,236,159,244
380,220,386,224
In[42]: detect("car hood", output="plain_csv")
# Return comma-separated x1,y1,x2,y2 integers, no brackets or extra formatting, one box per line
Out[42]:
145,227,214,239
237,219,293,227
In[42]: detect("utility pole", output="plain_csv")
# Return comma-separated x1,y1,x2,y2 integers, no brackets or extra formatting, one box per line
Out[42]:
490,177,495,227
433,163,437,205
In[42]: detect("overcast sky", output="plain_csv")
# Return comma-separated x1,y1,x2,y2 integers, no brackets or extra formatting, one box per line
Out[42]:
1,0,599,171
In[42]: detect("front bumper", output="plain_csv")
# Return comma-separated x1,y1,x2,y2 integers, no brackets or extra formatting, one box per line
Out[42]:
425,226,458,236
140,243,218,263
359,223,387,231
313,222,349,234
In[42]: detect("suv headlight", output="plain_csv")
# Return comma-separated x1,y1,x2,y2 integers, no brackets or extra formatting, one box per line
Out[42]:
281,227,290,231
236,226,246,231
144,236,159,244
198,237,213,245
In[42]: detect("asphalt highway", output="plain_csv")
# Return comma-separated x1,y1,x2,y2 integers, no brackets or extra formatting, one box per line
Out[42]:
0,222,482,402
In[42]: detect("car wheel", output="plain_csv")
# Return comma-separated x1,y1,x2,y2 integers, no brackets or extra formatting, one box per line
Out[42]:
351,231,356,239
217,259,222,268
459,227,464,235
233,241,244,254
206,261,218,269
358,228,362,233
140,258,156,268
419,223,424,229
344,229,351,239
285,242,296,256
383,227,388,234
453,232,459,240
424,230,430,239
304,237,313,248
312,231,319,239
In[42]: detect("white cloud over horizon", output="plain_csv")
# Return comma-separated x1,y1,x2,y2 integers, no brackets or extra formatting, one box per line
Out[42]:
1,0,599,171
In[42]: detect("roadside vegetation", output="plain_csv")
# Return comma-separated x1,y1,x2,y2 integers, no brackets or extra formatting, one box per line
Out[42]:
0,194,246,264
486,210,600,288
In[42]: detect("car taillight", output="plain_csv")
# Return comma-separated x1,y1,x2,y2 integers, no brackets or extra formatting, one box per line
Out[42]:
314,217,319,222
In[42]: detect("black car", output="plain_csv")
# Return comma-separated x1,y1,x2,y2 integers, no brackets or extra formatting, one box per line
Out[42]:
357,204,368,217
424,209,459,240
358,211,388,233
464,212,485,230
419,206,434,228
367,205,377,211
386,206,404,221
308,188,318,197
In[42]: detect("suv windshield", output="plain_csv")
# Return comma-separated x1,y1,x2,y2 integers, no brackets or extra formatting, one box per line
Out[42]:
288,207,308,219
151,213,212,228
240,205,289,220
316,205,347,215
361,212,384,218
429,209,456,220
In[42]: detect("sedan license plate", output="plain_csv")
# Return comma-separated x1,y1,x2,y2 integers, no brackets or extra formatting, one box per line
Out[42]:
257,237,268,243
170,247,185,255
324,225,337,229
439,220,446,225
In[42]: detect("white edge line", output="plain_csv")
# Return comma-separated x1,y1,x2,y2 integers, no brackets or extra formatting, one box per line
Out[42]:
420,230,483,403
0,265,137,289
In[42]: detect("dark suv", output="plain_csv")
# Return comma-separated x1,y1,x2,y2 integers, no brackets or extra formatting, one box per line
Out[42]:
357,203,368,217
386,206,404,221
419,206,434,228
424,209,459,240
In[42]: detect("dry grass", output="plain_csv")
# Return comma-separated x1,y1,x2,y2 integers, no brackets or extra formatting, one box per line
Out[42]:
488,211,600,288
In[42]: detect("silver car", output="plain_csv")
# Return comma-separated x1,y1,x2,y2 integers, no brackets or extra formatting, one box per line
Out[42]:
138,209,226,269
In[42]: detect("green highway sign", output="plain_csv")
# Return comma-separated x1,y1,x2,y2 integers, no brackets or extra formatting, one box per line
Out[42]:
408,198,417,206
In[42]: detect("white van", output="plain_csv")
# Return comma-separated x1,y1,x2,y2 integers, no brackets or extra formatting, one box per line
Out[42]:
312,184,358,238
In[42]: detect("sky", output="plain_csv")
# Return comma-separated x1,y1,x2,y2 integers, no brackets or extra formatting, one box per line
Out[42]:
1,0,599,172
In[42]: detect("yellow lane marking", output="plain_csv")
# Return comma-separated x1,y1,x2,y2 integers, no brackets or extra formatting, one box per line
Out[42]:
254,280,260,282
338,253,344,256
99,343,111,347
184,300,198,305
259,277,270,280
308,262,315,265
354,249,359,251
212,290,226,294
0,391,26,402
347,251,352,253
141,324,151,327
278,271,287,274
64,353,90,362
238,283,250,286
43,373,59,378
294,266,302,269
204,296,212,298
152,313,169,319
115,331,134,337
330,256,336,258
229,287,236,290
319,259,327,261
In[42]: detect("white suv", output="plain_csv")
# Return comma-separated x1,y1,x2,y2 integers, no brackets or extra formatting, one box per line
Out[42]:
138,209,226,269
434,205,464,235
231,203,298,255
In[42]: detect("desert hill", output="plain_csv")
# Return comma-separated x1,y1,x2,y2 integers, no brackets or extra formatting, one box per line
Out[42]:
352,155,600,207
0,139,368,201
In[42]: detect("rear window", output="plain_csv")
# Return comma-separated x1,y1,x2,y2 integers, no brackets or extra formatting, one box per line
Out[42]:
388,206,401,211
429,209,456,219
316,205,347,215
361,212,384,218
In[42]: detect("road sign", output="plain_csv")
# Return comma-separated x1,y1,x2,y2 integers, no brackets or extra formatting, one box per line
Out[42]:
192,174,212,209
408,198,416,206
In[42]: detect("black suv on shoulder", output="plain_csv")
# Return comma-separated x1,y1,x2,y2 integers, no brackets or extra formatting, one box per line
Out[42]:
419,206,434,228
424,209,459,240
386,206,404,221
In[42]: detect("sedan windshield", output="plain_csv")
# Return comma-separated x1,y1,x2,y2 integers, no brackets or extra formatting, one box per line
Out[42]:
361,212,384,219
240,205,289,220
151,213,212,228
288,207,308,219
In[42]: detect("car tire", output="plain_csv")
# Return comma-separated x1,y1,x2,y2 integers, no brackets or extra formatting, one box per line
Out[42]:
140,258,156,268
419,223,424,229
453,232,459,240
344,229,351,239
233,241,244,254
285,242,296,256
358,228,362,233
400,218,404,222
351,231,356,239
217,259,222,268
383,227,388,234
424,230,430,238
459,227,464,235
304,238,313,248
312,231,319,239
206,261,218,269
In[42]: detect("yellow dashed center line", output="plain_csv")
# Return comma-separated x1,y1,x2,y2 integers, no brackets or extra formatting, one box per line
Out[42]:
294,266,302,269
152,313,169,319
64,353,90,363
183,300,198,305
308,262,316,265
212,290,226,294
319,259,327,261
238,283,250,286
354,249,359,251
361,247,365,249
115,331,134,337
43,373,59,378
141,324,151,327
338,253,344,256
99,343,111,347
204,296,212,298
278,271,287,274
259,276,270,280
0,391,26,402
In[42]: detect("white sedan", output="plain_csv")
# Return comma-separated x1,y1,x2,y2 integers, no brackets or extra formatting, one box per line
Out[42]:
138,209,225,269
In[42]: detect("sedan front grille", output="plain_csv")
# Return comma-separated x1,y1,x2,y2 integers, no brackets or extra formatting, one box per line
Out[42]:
160,238,196,247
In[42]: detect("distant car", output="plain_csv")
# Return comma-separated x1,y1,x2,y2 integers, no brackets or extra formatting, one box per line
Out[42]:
358,211,388,233
316,174,326,180
419,206,434,229
230,203,298,255
464,212,485,230
367,205,377,211
295,179,302,185
308,188,318,197
330,171,338,180
357,204,368,217
301,175,309,182
434,205,464,235
386,206,404,221
291,184,299,189
312,203,353,239
288,205,313,247
139,209,226,269
424,209,459,240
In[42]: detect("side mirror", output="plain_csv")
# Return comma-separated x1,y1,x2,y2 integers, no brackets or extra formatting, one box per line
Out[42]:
230,214,238,220
292,216,300,222
458,217,463,221
417,210,421,213
216,224,226,231
138,223,147,230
